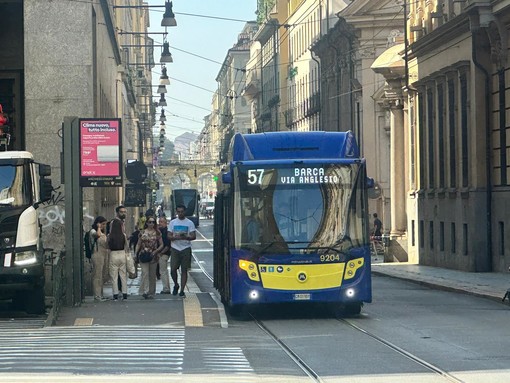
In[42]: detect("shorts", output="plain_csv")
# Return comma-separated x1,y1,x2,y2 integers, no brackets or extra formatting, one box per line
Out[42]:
170,247,192,272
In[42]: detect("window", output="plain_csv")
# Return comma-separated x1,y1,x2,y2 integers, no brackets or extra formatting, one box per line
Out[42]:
419,220,424,248
448,78,456,187
427,88,435,188
418,93,425,189
499,221,505,256
451,222,456,253
497,70,507,185
429,221,434,250
438,83,445,188
462,223,468,255
440,221,444,251
460,73,469,187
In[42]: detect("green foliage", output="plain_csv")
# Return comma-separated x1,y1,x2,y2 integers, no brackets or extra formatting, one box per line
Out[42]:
256,0,276,24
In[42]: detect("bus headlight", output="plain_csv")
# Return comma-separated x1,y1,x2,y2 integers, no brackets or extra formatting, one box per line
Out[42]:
249,290,259,300
345,288,356,298
238,260,260,281
14,251,38,266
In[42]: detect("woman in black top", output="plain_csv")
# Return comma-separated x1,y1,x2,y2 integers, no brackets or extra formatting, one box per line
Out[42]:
108,218,129,300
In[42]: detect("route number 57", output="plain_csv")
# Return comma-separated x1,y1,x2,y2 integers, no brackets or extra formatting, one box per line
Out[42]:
247,169,265,185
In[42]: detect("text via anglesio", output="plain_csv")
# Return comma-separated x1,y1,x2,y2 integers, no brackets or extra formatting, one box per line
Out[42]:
280,167,339,184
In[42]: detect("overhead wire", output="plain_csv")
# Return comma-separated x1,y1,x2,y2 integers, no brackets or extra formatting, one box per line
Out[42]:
146,2,409,139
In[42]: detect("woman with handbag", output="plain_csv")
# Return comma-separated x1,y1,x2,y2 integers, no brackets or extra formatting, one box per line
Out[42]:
107,219,133,300
135,216,163,299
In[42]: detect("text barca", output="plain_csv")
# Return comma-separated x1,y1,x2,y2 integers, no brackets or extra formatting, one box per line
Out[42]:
280,168,340,184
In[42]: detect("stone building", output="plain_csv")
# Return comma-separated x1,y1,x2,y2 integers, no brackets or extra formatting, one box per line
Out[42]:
374,0,510,271
0,0,155,254
216,22,258,163
312,1,403,232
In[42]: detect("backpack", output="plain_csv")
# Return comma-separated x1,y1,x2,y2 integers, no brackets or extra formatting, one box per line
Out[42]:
84,230,97,259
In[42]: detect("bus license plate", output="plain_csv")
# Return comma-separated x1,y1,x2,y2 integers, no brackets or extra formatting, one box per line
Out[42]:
293,293,311,300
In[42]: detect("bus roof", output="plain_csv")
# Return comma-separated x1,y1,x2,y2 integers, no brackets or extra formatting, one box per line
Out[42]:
231,131,360,161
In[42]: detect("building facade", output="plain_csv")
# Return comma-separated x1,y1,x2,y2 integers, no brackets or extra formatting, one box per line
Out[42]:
216,22,258,163
0,0,155,253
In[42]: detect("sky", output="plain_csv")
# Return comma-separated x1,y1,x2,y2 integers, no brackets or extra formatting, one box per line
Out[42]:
146,0,257,142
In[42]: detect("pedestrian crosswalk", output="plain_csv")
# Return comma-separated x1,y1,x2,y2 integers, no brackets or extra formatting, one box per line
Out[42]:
202,347,253,373
0,326,185,374
0,317,46,330
0,326,256,376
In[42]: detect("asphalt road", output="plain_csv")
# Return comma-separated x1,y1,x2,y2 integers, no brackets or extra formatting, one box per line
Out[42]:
0,218,509,382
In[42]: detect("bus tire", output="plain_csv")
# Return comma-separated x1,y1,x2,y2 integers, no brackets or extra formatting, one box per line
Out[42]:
344,303,362,316
332,302,362,317
227,304,246,319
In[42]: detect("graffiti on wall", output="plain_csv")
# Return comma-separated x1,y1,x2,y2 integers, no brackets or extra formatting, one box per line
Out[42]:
37,188,96,252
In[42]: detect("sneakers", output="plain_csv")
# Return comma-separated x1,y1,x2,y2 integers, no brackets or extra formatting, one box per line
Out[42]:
142,293,148,299
94,296,106,302
112,294,118,301
160,290,171,295
123,294,128,300
172,284,179,296
179,291,185,298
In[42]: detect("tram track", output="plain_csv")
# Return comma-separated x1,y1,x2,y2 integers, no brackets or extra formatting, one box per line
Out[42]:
339,317,466,383
250,314,325,382
194,225,465,382
249,313,467,383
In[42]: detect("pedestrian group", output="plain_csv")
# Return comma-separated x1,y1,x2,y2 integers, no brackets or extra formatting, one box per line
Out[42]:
88,204,196,301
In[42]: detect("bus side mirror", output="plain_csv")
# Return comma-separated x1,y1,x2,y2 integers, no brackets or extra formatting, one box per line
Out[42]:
222,172,232,184
39,178,53,203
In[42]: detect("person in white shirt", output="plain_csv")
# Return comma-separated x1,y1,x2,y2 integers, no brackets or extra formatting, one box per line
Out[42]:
168,204,196,297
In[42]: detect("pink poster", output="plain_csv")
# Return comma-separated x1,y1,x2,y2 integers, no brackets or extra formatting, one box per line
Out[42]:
80,119,122,187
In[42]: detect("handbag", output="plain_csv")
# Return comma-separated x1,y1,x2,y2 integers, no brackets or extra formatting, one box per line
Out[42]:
126,251,137,278
138,250,153,264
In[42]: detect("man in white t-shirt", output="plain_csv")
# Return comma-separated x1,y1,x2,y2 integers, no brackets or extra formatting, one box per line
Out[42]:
168,204,196,297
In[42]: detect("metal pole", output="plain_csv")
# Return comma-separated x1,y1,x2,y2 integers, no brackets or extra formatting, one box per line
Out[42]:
63,117,83,306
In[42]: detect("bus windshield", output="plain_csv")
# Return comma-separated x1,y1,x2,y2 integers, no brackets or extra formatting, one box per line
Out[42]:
233,163,367,254
0,164,32,208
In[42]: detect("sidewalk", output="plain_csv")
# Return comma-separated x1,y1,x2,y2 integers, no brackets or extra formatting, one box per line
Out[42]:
371,256,510,303
52,268,226,328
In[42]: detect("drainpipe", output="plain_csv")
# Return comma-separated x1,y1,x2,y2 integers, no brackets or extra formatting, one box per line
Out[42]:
311,50,321,130
471,18,492,271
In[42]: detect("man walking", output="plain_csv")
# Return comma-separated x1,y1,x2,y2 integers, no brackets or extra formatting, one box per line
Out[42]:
157,216,171,294
168,204,196,297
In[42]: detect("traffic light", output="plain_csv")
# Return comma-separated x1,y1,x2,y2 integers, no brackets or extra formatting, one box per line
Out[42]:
213,175,218,181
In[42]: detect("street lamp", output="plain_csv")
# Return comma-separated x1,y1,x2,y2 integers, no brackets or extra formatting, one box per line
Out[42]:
160,42,173,63
158,93,167,106
159,66,170,85
161,1,177,27
113,2,177,27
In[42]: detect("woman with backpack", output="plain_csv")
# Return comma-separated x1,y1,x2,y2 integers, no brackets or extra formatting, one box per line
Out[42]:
90,216,108,302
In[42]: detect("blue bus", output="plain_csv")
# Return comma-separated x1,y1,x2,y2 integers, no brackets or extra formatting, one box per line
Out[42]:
213,131,372,316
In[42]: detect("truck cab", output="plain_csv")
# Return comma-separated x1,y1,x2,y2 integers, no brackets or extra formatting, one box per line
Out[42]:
0,151,52,314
